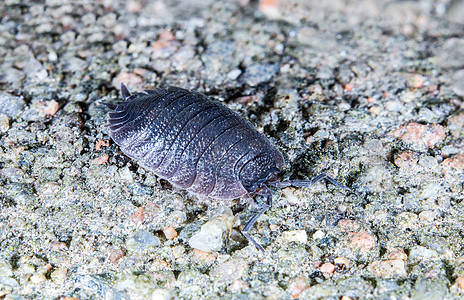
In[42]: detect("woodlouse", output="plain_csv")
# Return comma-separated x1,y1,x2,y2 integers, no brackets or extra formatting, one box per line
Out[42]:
104,83,350,251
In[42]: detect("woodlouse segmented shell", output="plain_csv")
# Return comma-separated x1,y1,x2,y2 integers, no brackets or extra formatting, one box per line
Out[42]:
106,84,284,200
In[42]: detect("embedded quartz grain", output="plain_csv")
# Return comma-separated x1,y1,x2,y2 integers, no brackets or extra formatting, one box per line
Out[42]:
188,207,235,252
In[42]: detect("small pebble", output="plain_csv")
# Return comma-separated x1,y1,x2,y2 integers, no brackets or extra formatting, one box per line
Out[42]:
226,69,241,80
394,151,419,170
241,63,280,86
448,112,464,134
334,257,350,267
386,248,408,261
419,210,437,222
63,56,88,73
150,259,169,271
127,230,161,251
286,275,310,298
281,187,305,206
396,212,419,231
50,268,67,284
50,242,67,251
434,38,464,68
108,248,125,264
0,92,25,117
0,259,13,277
192,249,218,264
348,231,376,252
408,246,439,262
259,0,281,19
411,74,425,89
151,288,173,300
228,279,249,293
91,155,109,165
338,219,361,232
312,230,325,240
0,167,24,182
130,207,145,224
442,154,464,173
172,245,185,259
151,29,176,52
2,67,25,84
0,114,10,133
369,105,382,115
369,260,407,278
282,229,308,244
112,71,143,90
456,276,464,290
320,262,335,274
39,100,59,116
163,227,178,240
210,258,248,284
29,273,46,284
269,224,279,231
188,206,235,252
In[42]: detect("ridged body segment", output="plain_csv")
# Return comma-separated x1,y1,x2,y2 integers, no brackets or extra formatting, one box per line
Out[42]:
107,86,284,200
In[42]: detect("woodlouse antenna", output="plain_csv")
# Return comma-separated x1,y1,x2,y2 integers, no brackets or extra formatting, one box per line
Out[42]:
268,173,352,192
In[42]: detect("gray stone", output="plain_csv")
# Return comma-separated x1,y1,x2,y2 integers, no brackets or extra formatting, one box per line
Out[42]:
0,92,25,117
411,278,449,300
210,258,248,284
297,27,337,52
241,63,280,86
408,246,440,262
127,230,161,251
451,69,464,96
63,56,88,73
445,0,464,24
434,38,464,68
201,41,239,85
1,67,25,83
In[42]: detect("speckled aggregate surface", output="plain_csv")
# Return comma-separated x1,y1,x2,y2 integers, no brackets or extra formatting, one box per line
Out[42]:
0,0,463,299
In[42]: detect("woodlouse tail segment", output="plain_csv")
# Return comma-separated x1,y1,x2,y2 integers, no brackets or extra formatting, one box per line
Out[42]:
100,101,117,110
242,185,273,252
269,173,352,192
120,82,131,100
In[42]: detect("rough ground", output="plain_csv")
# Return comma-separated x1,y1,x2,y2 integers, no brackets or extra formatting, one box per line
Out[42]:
0,0,463,299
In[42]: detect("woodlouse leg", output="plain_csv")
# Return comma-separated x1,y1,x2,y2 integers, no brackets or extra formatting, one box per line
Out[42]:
269,173,352,192
242,185,272,252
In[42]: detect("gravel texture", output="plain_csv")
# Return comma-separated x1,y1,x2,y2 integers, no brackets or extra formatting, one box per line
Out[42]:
0,0,463,299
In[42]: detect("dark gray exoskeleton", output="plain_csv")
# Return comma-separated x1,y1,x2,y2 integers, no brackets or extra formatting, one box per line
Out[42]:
103,83,350,251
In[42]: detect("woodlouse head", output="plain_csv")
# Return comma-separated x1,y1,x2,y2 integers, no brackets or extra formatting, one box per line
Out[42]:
240,153,282,193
